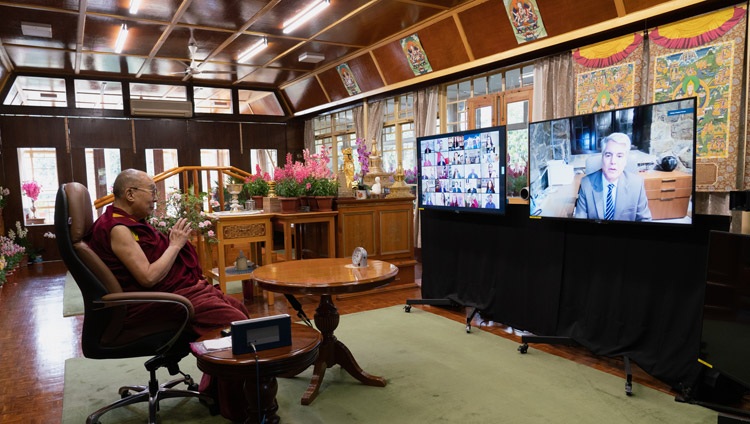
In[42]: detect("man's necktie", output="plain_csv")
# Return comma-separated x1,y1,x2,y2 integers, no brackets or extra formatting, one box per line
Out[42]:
605,183,615,220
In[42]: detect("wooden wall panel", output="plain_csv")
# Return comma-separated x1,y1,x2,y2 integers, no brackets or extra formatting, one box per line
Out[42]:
623,0,671,14
283,77,328,113
416,17,470,71
537,0,619,36
240,122,293,171
458,0,519,60
133,119,190,167
319,53,385,102
68,118,132,148
188,121,239,149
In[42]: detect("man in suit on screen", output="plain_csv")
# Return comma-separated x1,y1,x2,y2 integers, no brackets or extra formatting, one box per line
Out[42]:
574,132,652,222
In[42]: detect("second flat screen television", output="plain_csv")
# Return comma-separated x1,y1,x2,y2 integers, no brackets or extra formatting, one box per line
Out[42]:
418,126,506,214
528,98,696,225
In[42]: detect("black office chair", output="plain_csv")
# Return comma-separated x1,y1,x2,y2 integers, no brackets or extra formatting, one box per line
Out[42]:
55,182,215,424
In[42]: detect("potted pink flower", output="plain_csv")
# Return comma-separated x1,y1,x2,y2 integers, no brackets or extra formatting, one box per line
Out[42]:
21,180,43,222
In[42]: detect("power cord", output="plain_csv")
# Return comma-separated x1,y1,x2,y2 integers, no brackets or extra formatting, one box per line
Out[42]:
249,343,265,424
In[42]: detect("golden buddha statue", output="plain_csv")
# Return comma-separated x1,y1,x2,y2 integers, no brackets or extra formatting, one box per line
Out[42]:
342,147,355,189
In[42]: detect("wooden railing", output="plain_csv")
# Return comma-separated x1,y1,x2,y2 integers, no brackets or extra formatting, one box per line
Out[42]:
93,166,253,210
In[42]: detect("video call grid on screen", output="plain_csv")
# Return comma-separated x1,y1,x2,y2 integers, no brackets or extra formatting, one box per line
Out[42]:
527,97,697,225
417,126,506,215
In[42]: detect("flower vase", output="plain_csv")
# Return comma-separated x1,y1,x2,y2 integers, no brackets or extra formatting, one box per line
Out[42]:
278,197,299,214
315,196,334,211
30,200,37,219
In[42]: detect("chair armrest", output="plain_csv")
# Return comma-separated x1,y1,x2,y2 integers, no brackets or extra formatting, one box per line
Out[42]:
99,292,195,319
97,292,195,354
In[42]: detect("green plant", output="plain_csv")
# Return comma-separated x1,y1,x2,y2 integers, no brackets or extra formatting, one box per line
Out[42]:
275,177,304,198
244,177,269,197
148,187,219,243
311,178,338,196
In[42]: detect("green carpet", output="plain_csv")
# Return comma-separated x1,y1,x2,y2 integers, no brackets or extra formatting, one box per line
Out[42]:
62,272,244,317
62,306,717,423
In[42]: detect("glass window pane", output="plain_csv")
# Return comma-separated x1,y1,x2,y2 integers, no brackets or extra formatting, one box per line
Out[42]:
146,148,180,204
5,76,67,107
457,80,472,101
507,100,529,126
86,148,121,217
200,149,230,194
194,87,232,114
446,83,458,102
473,77,487,96
505,68,521,90
17,147,59,225
75,80,123,110
522,65,535,87
488,73,503,94
130,83,187,101
250,149,277,178
238,90,284,116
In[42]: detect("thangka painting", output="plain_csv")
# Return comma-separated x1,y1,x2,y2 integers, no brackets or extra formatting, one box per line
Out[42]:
575,63,636,115
337,63,361,96
503,0,547,44
400,34,432,76
648,4,746,191
653,42,734,159
573,33,643,115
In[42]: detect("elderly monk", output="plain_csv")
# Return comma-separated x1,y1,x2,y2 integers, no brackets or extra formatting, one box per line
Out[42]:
84,168,249,421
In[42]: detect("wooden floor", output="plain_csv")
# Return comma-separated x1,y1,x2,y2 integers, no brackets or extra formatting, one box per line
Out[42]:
0,260,685,423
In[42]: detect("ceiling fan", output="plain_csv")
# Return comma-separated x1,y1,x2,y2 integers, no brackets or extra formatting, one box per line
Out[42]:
172,31,236,77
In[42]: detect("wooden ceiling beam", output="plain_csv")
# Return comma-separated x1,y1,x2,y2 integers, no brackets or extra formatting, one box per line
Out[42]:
135,0,194,79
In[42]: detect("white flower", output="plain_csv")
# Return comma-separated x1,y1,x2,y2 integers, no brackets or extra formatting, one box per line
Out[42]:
43,232,56,239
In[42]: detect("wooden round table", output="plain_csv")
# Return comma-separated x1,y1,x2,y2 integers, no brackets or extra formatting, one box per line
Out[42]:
252,258,398,405
194,323,321,424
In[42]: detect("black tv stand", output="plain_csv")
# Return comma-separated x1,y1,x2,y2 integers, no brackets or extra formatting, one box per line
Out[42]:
518,335,635,396
404,298,482,333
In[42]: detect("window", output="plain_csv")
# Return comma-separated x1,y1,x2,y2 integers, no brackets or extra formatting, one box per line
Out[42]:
4,76,67,107
314,109,356,174
129,83,187,101
238,90,284,116
193,87,233,114
381,94,415,175
200,149,230,195
85,148,121,216
17,148,59,225
250,149,277,179
75,80,123,110
146,148,180,200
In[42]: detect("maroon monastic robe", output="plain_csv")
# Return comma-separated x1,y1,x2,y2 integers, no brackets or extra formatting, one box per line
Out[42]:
84,205,249,334
84,206,250,421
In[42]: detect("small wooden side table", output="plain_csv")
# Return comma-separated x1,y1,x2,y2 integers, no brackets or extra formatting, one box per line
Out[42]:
253,258,398,405
194,323,321,424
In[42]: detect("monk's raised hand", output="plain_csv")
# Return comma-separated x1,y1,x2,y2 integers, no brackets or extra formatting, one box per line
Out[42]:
169,217,192,247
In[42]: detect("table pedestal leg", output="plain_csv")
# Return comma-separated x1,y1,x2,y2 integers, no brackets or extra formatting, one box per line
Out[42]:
302,295,386,405
243,376,279,424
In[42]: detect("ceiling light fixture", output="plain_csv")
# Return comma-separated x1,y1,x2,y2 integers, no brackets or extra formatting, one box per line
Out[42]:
114,24,129,53
282,0,330,35
129,0,142,14
298,52,325,63
21,22,52,38
238,38,268,63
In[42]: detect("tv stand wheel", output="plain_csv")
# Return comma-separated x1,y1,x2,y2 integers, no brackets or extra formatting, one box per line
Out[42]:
404,305,411,313
466,323,472,333
518,343,529,354
625,381,633,396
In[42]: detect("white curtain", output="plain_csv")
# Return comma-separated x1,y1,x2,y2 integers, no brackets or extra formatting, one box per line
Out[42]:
304,118,315,152
413,86,439,248
366,100,385,145
532,52,575,121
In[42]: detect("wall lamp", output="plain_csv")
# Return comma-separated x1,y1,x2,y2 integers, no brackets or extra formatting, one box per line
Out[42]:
282,0,330,34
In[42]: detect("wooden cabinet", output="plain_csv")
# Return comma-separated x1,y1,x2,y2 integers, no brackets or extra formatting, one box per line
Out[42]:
642,170,692,220
334,197,417,290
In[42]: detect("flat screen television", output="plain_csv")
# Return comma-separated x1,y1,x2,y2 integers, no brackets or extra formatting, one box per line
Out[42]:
527,97,697,225
700,230,750,390
417,126,506,214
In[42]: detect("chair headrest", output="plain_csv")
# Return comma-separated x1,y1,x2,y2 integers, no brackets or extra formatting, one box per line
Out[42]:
64,182,94,244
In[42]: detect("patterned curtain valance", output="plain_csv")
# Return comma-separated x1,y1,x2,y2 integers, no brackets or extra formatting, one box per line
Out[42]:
649,5,746,49
573,33,643,68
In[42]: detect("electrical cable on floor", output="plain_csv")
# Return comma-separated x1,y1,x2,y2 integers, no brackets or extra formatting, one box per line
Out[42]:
250,343,265,424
